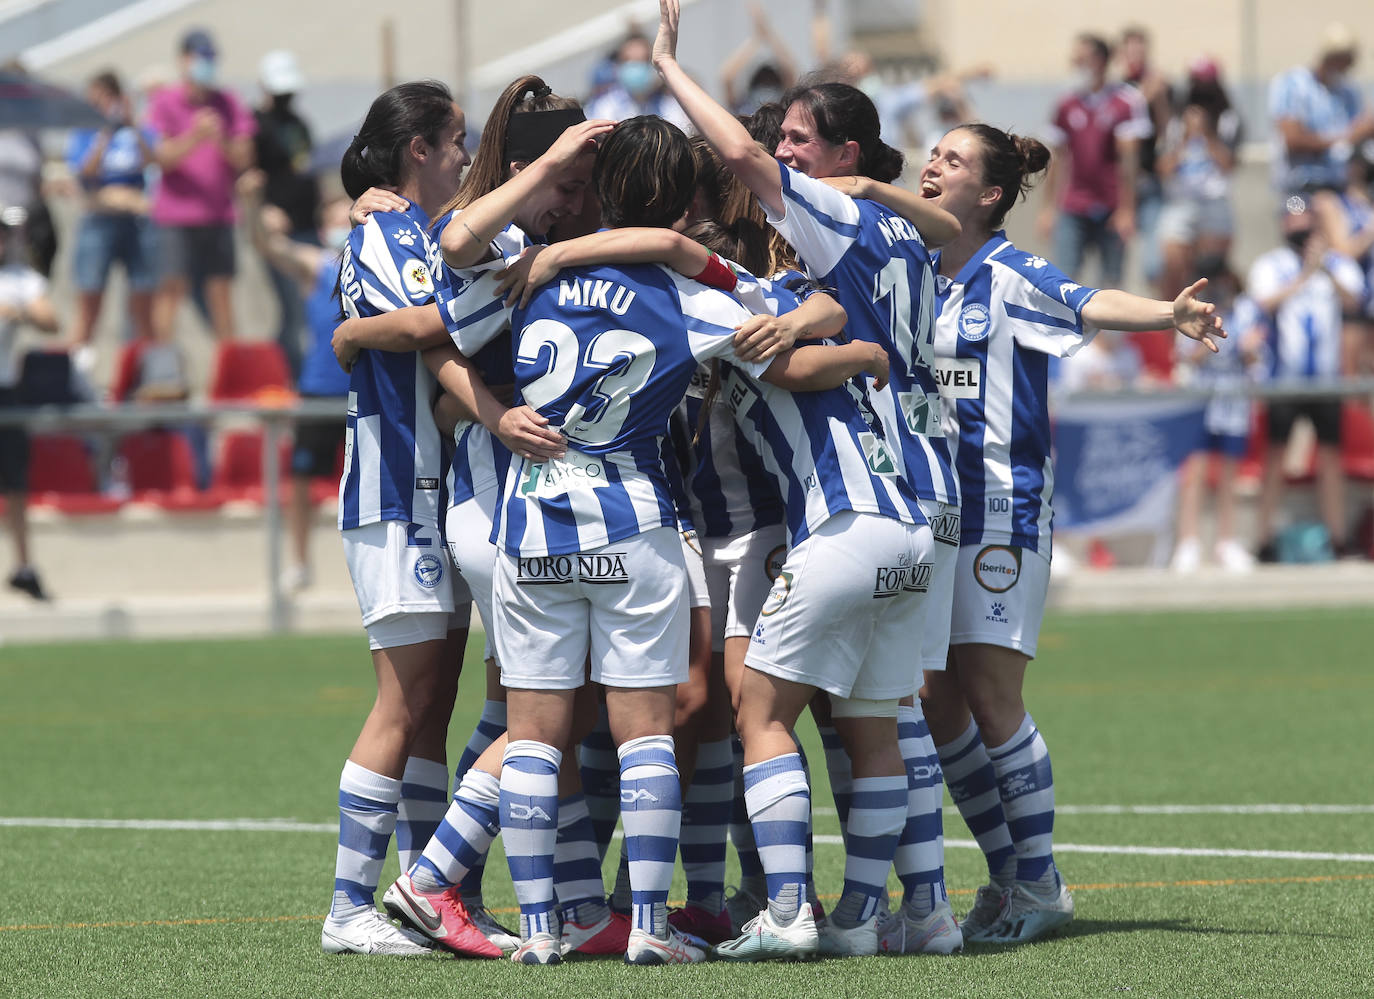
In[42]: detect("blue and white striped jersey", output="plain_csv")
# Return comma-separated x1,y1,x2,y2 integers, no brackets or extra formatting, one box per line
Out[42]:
763,161,959,507
337,203,448,531
718,344,926,547
1268,66,1365,191
493,262,768,557
434,222,528,507
1247,245,1364,381
932,235,1101,555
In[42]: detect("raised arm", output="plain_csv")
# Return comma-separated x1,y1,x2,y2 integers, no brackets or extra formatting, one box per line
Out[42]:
761,339,890,392
332,303,452,372
820,175,961,246
653,0,786,215
1081,279,1225,351
440,119,614,270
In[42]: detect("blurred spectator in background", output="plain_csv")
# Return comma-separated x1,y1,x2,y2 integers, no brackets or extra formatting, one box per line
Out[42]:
0,207,59,599
1269,23,1374,195
0,107,56,278
64,70,157,376
1156,58,1242,299
253,49,318,385
1039,33,1152,288
1119,26,1172,290
146,28,255,345
1311,150,1374,374
1171,256,1266,573
718,2,797,114
240,169,348,591
1249,197,1365,561
585,28,691,132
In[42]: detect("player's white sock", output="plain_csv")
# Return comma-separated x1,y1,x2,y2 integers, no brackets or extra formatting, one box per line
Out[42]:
729,736,766,895
680,736,733,915
893,704,946,918
936,717,1016,887
577,705,621,861
618,735,681,937
409,768,499,893
831,775,905,929
500,740,561,939
395,756,448,874
554,793,609,920
743,752,810,926
986,713,1058,888
453,700,506,902
330,760,401,922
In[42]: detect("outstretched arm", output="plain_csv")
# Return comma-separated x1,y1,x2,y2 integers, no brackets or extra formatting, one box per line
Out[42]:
653,0,786,215
1081,279,1226,352
820,175,961,247
762,339,890,392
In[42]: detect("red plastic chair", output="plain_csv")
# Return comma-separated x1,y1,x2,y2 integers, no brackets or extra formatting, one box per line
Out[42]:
108,338,153,403
27,435,123,514
207,342,295,403
116,429,223,511
1126,330,1176,382
1341,402,1374,481
210,429,292,504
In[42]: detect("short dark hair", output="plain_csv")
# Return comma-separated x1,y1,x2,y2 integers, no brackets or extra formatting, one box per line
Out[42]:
594,116,696,229
1078,33,1112,65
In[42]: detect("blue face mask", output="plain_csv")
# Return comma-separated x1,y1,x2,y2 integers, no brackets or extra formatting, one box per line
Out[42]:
617,60,655,97
325,226,352,252
189,56,217,87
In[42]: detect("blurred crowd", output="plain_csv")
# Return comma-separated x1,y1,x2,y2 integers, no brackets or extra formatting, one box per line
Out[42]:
1,13,1373,600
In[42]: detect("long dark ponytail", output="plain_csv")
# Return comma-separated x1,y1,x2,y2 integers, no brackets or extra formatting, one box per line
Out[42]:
340,80,455,199
781,81,904,183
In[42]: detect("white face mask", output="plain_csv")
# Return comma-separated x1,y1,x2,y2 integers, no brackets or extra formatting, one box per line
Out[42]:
189,56,217,87
1072,66,1095,93
325,226,352,252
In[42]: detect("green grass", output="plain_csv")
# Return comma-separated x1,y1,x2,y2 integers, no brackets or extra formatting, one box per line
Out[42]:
2,608,1373,998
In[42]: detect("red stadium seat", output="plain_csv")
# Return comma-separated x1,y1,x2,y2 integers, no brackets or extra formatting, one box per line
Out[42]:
207,342,295,404
27,434,122,514
1126,330,1175,382
108,338,153,403
1341,402,1374,481
116,429,223,512
210,430,292,504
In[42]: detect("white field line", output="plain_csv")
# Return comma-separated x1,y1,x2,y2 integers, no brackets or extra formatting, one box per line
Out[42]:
4,815,1374,864
812,804,1374,817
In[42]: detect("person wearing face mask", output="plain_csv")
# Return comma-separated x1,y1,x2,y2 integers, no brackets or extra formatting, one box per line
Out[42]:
1269,23,1374,195
1037,33,1152,289
718,2,797,115
239,169,350,592
144,28,256,345
585,31,692,133
1249,197,1366,562
253,49,318,384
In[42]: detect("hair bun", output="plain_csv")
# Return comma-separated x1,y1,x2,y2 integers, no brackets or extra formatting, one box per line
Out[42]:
1013,134,1051,177
533,84,553,99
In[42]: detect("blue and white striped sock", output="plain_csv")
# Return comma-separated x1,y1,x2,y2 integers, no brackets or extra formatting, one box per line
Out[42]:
730,736,765,893
937,718,1017,887
500,740,561,939
987,713,1058,888
893,704,947,918
618,735,681,937
554,793,608,920
410,768,500,893
796,739,820,913
396,757,449,874
817,723,854,834
453,701,506,901
578,706,621,861
743,753,810,926
330,760,401,921
831,775,906,929
680,736,733,915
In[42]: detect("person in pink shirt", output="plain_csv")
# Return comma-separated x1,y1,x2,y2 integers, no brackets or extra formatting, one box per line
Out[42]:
146,28,255,342
1037,33,1153,287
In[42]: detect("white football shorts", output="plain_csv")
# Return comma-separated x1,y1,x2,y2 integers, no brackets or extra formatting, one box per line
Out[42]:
446,489,499,661
949,542,1051,658
745,511,933,700
916,500,960,671
703,524,788,653
492,526,689,690
343,520,471,650
682,529,711,609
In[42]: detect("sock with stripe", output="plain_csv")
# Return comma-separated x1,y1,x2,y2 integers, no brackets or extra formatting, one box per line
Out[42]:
936,717,1017,887
680,736,733,915
329,760,401,922
986,713,1059,890
499,740,561,939
830,775,906,929
395,757,449,874
554,793,610,924
817,723,854,834
409,768,500,894
743,752,810,926
577,706,621,861
453,700,506,903
618,735,682,937
796,738,821,915
893,704,947,918
729,736,766,900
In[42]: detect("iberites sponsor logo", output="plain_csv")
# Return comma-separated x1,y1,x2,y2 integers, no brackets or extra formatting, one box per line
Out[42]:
973,545,1021,593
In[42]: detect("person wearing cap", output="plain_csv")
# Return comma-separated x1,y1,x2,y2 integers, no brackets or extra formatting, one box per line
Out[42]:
254,49,318,383
144,27,256,344
1269,23,1374,194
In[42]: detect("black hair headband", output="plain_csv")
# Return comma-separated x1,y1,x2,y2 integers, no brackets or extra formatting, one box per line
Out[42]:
504,107,587,164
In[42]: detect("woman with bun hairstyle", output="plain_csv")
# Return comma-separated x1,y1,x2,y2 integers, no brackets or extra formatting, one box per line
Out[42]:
908,123,1224,946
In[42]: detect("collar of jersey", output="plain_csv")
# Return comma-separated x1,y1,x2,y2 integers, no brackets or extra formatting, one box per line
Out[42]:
936,230,1011,287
